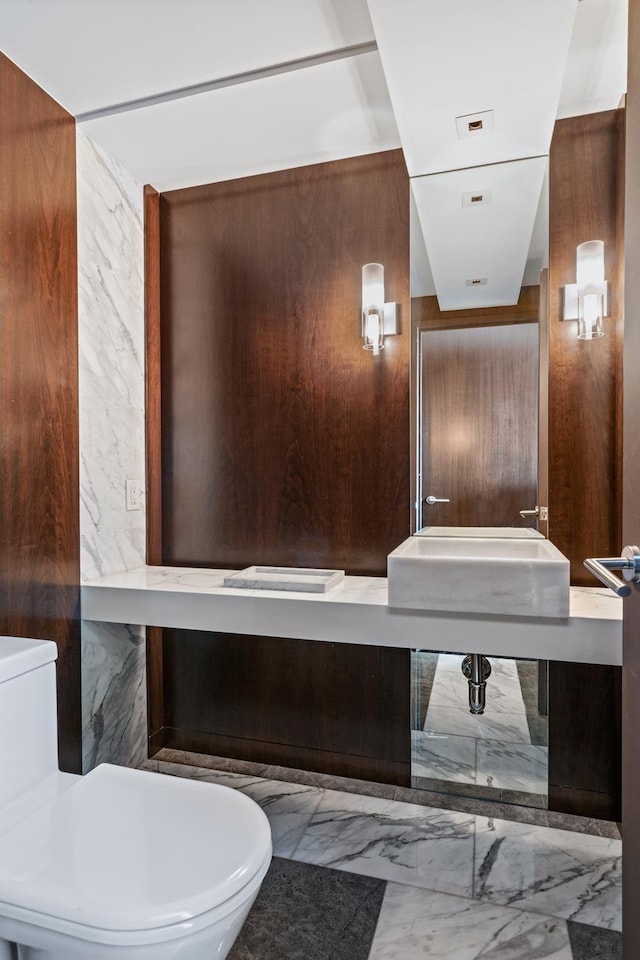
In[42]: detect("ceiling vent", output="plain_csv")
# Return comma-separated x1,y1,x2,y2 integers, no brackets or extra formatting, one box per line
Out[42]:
456,109,495,139
465,277,488,287
462,190,492,207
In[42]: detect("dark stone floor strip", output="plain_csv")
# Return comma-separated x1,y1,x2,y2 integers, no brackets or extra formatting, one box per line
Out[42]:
228,857,386,960
567,920,622,959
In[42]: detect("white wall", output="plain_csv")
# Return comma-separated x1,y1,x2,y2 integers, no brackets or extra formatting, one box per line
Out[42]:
77,129,147,772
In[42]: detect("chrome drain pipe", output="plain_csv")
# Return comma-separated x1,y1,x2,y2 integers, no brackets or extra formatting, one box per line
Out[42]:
462,654,492,714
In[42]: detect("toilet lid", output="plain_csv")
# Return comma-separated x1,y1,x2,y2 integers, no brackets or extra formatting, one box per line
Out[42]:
0,764,272,932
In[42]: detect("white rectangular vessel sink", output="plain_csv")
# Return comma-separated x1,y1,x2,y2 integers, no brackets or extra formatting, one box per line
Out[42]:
388,535,570,618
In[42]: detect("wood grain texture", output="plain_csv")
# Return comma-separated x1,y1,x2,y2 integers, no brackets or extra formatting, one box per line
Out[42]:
412,285,539,330
548,662,621,821
419,321,538,528
548,111,624,585
162,629,411,785
144,185,164,755
624,2,640,951
145,184,162,566
547,111,625,824
0,54,80,772
159,150,410,576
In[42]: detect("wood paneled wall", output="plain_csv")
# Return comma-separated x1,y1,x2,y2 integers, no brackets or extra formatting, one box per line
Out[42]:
548,110,625,585
158,150,410,576
148,150,411,780
0,54,81,771
547,109,625,821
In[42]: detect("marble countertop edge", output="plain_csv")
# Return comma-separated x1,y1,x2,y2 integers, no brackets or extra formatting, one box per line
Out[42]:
80,566,623,666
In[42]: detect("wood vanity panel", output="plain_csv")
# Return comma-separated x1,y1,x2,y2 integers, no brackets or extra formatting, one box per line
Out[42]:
548,662,621,821
162,628,411,785
159,149,410,577
548,110,624,585
0,54,81,772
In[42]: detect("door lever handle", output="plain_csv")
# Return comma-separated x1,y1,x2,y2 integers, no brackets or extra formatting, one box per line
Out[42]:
519,506,549,520
424,495,450,505
583,545,640,597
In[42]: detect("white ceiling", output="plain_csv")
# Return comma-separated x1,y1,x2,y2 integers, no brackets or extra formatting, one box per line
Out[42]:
81,52,400,190
412,158,547,310
0,0,376,115
558,0,628,118
0,0,629,309
366,0,579,178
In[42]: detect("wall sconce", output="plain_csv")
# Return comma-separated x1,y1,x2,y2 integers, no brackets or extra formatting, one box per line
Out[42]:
562,240,608,340
362,263,398,356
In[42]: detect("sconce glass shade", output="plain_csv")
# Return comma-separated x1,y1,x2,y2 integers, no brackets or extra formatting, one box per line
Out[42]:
362,262,385,355
576,240,605,340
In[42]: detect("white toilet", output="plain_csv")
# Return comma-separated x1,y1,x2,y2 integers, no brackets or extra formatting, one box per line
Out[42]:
0,637,272,959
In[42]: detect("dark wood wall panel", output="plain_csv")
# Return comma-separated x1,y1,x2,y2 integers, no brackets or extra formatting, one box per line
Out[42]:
548,110,624,585
0,54,80,772
163,629,411,785
547,110,625,822
159,150,410,577
149,151,411,777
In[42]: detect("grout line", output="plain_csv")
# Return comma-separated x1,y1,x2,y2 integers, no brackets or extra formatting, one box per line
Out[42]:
287,789,326,861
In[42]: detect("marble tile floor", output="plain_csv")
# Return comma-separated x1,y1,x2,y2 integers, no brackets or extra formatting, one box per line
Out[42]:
151,747,620,839
412,729,548,794
140,757,622,954
229,858,621,960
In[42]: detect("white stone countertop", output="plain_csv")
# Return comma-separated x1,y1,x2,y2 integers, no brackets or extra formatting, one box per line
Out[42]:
81,566,623,666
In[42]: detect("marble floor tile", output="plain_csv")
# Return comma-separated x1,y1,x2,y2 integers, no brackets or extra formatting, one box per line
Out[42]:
474,817,622,930
149,761,324,857
411,729,476,785
229,857,385,960
369,883,572,960
293,789,475,897
425,705,532,744
476,741,548,793
264,763,397,800
567,920,622,959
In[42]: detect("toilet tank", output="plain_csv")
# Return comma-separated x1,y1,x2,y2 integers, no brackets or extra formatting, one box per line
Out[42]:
0,637,59,809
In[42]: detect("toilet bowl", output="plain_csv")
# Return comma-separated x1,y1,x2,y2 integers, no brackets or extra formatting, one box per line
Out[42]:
0,638,272,959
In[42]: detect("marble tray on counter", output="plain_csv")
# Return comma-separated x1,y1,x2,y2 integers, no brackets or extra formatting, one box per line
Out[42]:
223,565,345,593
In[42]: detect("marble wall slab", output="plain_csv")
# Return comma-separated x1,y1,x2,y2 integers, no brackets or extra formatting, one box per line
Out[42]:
77,130,147,772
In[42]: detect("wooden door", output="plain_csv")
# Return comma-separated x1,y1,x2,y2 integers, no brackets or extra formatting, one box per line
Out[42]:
418,321,539,529
623,1,640,954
